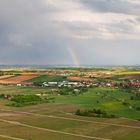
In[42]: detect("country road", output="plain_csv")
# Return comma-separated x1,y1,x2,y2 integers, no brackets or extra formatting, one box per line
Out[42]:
0,134,27,140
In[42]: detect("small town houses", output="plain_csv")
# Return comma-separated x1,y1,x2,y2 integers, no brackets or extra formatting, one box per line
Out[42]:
42,81,92,88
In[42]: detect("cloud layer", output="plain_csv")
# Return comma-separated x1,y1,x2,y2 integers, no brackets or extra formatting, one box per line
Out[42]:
0,0,140,65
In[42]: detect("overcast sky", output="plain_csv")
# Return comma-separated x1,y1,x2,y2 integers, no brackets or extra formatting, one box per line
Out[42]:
0,0,140,65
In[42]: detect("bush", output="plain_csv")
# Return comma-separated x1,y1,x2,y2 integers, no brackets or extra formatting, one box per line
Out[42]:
75,109,81,115
33,82,43,86
130,96,134,100
8,94,55,107
0,94,5,98
75,108,116,118
122,101,130,106
11,95,42,103
136,107,140,111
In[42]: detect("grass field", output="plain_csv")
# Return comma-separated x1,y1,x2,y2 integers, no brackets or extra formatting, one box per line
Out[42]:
0,103,140,140
0,86,140,119
27,75,66,82
0,85,53,95
55,88,140,120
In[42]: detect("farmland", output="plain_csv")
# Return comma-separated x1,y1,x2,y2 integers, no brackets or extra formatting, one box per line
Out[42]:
0,75,38,84
0,75,14,80
67,76,92,82
0,66,140,140
27,75,66,83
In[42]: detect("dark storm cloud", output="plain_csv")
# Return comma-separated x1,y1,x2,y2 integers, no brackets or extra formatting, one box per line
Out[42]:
80,0,140,16
104,20,135,34
0,0,73,64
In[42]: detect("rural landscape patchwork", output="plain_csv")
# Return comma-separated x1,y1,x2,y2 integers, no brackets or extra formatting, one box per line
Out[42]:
1,0,140,140
0,66,140,140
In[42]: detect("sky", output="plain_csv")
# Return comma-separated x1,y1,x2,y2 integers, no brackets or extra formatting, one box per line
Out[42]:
0,0,140,66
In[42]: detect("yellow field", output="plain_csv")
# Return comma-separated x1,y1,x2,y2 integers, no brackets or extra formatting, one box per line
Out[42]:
0,75,14,80
118,71,140,75
67,76,92,82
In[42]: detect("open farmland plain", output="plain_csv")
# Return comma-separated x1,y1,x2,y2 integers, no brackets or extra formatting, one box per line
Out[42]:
0,67,140,140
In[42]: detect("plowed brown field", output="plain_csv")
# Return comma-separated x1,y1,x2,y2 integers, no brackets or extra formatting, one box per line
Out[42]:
0,75,14,80
0,75,38,84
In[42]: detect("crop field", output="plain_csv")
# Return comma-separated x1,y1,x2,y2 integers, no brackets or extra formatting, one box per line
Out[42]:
67,76,92,82
0,85,56,95
27,75,66,82
0,75,38,84
0,75,14,80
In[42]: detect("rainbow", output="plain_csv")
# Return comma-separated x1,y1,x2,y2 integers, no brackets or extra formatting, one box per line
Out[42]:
67,46,80,66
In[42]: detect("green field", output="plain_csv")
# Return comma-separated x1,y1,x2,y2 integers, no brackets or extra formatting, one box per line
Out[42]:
27,75,66,83
0,85,53,95
55,88,140,120
0,85,140,119
0,86,140,140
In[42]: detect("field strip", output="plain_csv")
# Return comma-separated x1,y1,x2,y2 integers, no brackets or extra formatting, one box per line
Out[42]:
0,109,140,129
0,118,111,140
32,114,140,129
121,117,140,123
0,134,26,140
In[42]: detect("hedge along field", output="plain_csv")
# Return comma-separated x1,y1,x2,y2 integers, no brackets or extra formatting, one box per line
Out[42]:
55,87,140,120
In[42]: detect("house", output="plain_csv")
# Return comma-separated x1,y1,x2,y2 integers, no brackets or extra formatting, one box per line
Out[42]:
48,82,58,86
42,82,49,87
17,84,22,86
